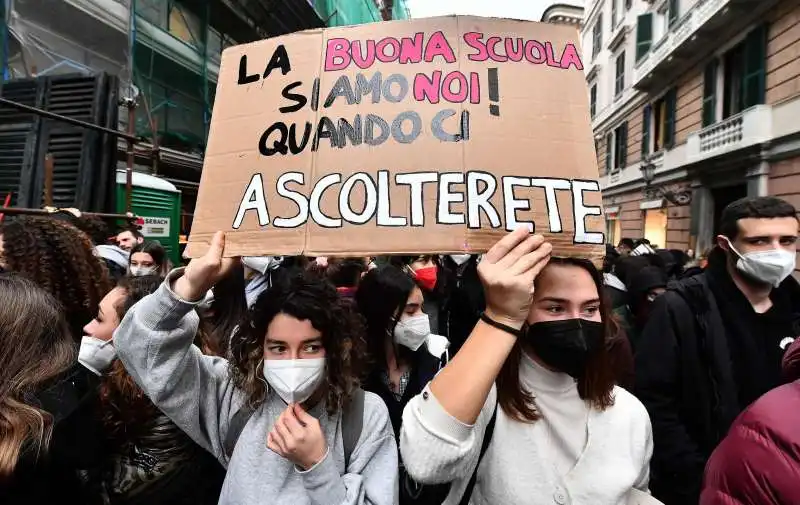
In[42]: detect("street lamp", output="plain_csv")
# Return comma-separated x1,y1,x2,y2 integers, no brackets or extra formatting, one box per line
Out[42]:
639,156,692,206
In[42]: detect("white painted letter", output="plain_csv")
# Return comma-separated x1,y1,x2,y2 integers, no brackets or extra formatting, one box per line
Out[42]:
232,174,269,229
309,173,342,228
339,172,378,225
530,178,571,233
396,171,438,226
572,180,605,244
466,171,501,228
376,170,406,226
438,172,466,225
273,172,309,228
502,176,533,232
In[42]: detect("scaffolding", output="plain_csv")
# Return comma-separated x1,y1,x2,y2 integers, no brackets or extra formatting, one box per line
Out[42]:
315,0,411,27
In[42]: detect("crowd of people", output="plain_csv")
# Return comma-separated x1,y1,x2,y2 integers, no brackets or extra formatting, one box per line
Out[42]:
0,195,798,505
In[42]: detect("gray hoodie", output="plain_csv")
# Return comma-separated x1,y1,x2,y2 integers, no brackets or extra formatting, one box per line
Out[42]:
114,273,399,505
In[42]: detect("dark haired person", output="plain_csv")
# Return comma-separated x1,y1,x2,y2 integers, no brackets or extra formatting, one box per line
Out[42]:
635,196,800,505
400,229,654,503
617,238,636,256
356,265,450,504
129,241,169,277
81,275,225,505
326,257,370,298
389,255,445,335
117,228,144,252
114,233,398,505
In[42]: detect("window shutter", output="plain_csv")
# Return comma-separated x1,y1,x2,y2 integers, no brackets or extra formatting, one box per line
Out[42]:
641,105,651,157
606,133,613,172
664,88,677,148
636,14,653,61
619,122,628,168
668,0,679,29
743,24,767,108
590,84,597,118
702,61,718,127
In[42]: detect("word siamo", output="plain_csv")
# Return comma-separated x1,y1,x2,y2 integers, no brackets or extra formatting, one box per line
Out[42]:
324,31,583,72
231,170,604,245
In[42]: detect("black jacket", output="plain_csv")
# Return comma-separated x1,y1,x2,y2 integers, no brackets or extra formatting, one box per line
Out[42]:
2,364,105,505
363,347,448,505
635,262,800,505
439,256,485,357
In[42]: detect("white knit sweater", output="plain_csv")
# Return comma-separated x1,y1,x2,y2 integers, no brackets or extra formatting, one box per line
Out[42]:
399,353,654,505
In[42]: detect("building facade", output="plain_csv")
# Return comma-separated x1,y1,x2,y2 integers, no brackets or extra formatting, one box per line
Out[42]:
541,2,585,27
583,0,800,262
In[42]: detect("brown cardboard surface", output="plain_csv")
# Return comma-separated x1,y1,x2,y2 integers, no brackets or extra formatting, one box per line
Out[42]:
186,16,605,261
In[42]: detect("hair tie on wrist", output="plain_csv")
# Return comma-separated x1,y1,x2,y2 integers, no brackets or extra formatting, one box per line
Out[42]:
480,312,523,338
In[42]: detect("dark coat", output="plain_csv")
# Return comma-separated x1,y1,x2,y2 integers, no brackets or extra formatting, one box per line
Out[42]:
2,364,105,505
700,339,800,505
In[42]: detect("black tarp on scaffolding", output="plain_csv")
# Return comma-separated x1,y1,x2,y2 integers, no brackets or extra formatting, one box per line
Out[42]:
0,72,119,212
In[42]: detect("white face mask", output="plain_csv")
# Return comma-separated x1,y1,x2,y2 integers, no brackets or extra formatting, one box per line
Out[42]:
449,254,471,266
78,336,117,376
727,239,797,287
263,358,326,405
129,265,158,277
243,256,283,275
393,314,431,351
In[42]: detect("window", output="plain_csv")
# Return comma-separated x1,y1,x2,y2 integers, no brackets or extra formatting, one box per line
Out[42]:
605,132,613,173
702,61,718,127
636,14,653,61
590,83,598,118
641,104,652,157
168,3,202,48
615,51,626,97
612,0,618,29
720,25,767,120
652,88,677,151
593,15,603,59
643,209,668,249
614,122,628,170
667,0,679,29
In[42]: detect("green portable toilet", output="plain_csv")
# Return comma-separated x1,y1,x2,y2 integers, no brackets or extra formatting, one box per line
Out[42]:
116,170,182,265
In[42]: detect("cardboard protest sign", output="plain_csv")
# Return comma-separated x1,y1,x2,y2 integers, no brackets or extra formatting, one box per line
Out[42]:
187,16,605,260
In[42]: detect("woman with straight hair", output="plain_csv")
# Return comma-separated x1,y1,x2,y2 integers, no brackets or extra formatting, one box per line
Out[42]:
400,229,656,505
0,274,104,505
356,264,449,504
129,241,170,277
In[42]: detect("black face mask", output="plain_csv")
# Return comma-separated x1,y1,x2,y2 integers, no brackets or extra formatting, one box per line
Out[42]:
524,319,605,378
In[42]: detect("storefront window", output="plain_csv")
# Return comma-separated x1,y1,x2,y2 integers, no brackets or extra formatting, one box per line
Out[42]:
643,208,668,249
606,219,622,245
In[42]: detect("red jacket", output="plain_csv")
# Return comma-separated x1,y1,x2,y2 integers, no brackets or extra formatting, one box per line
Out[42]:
700,338,800,505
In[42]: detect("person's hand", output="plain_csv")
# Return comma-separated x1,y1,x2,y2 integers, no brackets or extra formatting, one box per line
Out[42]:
267,404,328,470
478,228,552,330
174,232,238,301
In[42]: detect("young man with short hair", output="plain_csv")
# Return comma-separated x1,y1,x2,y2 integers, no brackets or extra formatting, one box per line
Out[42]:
635,196,800,505
117,228,144,252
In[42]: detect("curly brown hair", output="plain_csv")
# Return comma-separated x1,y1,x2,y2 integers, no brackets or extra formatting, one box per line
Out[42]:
0,216,112,341
230,270,367,415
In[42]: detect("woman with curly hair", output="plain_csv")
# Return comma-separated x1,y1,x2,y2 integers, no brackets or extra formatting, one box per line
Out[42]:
80,275,225,505
113,232,398,505
1,274,105,505
0,216,112,341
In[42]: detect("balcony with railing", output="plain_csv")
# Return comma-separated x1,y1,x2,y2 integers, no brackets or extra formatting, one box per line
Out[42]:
632,0,772,90
686,105,773,163
634,0,733,88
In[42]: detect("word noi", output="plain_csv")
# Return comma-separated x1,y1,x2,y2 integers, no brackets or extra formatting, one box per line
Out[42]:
232,170,604,244
324,31,583,72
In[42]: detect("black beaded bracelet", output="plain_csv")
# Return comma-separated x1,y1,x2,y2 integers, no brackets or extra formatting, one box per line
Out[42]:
479,312,524,338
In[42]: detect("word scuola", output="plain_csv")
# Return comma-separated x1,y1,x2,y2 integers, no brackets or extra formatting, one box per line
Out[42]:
232,171,604,244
